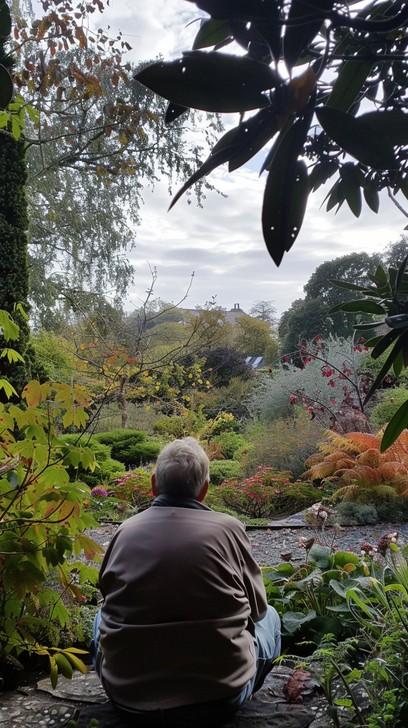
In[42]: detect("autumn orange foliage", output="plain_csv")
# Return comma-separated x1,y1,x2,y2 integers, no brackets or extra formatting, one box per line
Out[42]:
304,430,408,501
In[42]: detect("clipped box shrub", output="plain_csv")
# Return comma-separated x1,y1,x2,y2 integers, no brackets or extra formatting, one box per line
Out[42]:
95,429,161,467
210,459,242,485
95,429,146,446
221,468,321,519
111,439,161,467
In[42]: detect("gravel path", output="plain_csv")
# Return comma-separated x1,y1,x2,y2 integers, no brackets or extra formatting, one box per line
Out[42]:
90,521,408,567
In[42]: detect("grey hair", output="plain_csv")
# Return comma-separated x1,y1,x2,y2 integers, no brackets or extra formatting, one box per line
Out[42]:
155,437,210,498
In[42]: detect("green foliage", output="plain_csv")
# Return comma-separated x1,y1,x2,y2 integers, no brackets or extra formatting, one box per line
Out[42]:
210,459,241,485
95,429,160,467
332,255,408,450
203,347,252,388
212,431,248,460
335,501,379,526
61,434,125,487
95,429,146,446
370,387,408,429
244,414,323,479
0,312,102,682
31,331,73,383
199,376,253,420
0,134,31,392
153,411,205,439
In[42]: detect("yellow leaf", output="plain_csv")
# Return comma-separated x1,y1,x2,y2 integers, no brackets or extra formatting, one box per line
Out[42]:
23,380,43,407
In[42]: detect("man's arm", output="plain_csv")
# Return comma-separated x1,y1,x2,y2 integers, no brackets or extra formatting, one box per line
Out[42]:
234,523,268,622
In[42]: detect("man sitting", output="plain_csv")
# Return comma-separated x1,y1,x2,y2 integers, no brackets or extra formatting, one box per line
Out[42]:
94,437,281,724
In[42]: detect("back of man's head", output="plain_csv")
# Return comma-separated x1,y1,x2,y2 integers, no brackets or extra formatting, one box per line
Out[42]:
155,437,209,499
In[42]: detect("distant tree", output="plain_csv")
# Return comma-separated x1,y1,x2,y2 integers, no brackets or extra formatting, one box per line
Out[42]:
10,0,220,322
250,300,276,326
279,252,381,355
234,315,278,358
203,347,252,388
385,237,408,268
279,298,333,358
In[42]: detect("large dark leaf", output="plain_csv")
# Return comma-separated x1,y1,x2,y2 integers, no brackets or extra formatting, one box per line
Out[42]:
252,5,282,63
193,18,231,49
331,299,386,314
164,103,189,125
357,110,408,146
329,279,384,297
169,106,282,208
364,331,408,405
135,52,279,113
284,0,335,68
186,0,280,20
0,1,11,37
371,329,400,359
262,159,309,266
327,57,373,112
363,181,379,213
340,163,362,217
0,64,12,109
381,399,408,452
316,107,397,170
228,104,284,172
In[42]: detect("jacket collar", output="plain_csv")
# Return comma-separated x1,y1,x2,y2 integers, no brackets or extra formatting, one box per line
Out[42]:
151,494,211,511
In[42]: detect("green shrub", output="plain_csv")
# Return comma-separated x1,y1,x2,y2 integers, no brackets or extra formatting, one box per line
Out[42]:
336,502,379,525
244,413,323,479
95,429,146,446
370,386,408,428
95,429,160,467
210,459,242,485
111,439,160,466
153,411,206,438
213,432,248,459
336,498,408,524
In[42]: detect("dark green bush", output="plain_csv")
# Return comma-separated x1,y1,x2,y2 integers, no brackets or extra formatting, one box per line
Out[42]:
210,459,242,485
95,429,146,446
336,502,379,526
95,429,161,467
111,439,160,467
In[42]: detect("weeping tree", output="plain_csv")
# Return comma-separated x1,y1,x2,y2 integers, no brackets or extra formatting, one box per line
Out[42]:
0,0,31,391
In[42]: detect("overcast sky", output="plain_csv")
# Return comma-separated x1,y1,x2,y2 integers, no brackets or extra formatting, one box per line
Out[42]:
101,1,406,314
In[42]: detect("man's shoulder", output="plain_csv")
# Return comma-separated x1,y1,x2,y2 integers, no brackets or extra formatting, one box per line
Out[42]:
118,506,245,533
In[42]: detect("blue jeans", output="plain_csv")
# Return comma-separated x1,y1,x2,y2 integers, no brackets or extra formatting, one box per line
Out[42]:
91,605,281,709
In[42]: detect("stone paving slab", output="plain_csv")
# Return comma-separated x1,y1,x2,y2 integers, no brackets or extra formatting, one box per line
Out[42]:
1,667,324,728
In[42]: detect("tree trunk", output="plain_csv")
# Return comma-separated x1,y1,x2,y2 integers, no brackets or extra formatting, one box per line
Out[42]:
0,134,31,391
118,377,128,429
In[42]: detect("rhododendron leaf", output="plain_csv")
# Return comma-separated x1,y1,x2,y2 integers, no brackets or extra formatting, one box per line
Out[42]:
381,400,408,452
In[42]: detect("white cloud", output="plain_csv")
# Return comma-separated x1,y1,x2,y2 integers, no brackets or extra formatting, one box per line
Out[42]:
41,0,408,315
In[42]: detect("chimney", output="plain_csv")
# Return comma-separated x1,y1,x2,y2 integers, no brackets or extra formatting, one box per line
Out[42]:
234,303,240,310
